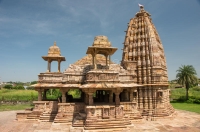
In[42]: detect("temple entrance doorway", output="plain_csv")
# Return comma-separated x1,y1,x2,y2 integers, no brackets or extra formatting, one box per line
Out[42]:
93,90,115,104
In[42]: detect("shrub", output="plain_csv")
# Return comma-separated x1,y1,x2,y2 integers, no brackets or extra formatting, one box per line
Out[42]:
26,86,34,90
13,85,24,90
171,95,200,104
4,84,13,89
192,86,200,91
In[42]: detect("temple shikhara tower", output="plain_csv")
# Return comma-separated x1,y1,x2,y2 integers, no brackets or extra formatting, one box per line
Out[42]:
17,5,175,131
121,5,173,116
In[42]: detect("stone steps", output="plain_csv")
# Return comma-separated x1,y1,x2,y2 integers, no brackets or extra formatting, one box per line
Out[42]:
26,111,42,120
72,119,85,127
54,113,74,123
84,125,127,130
25,119,38,122
84,119,131,130
83,128,129,132
39,111,57,122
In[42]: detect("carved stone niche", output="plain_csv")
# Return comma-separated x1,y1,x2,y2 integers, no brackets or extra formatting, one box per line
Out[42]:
157,91,163,99
102,106,110,119
86,106,96,119
115,106,124,118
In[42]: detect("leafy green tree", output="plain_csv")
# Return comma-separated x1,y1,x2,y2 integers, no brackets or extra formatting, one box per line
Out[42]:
30,81,37,85
176,65,198,100
13,85,24,90
4,84,13,89
26,86,34,90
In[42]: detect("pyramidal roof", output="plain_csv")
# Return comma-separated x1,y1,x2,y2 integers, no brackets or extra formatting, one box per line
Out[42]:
121,5,168,85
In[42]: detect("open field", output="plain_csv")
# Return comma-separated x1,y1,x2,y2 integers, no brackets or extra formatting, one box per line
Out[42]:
0,89,38,101
170,86,200,99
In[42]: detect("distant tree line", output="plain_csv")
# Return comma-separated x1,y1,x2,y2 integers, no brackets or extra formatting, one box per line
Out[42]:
3,81,37,90
4,84,24,90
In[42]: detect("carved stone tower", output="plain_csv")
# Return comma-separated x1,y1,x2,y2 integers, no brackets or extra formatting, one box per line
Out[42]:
121,5,174,116
122,5,168,84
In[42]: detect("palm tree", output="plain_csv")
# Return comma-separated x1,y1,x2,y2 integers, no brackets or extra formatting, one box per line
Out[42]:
176,65,198,100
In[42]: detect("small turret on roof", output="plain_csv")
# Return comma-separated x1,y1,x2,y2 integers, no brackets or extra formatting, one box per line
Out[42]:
42,41,66,72
86,35,117,69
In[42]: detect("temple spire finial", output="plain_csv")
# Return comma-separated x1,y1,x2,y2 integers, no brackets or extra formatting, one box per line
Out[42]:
54,41,56,46
138,3,144,9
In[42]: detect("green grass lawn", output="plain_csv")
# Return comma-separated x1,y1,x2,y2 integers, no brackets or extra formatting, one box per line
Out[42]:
171,103,200,114
0,104,33,111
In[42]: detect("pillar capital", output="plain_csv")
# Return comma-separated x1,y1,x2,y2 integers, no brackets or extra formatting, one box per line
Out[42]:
35,88,44,92
115,92,120,95
60,88,69,93
88,92,94,96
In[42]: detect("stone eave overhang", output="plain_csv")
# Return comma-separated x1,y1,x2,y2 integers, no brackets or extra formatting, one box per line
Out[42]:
142,84,169,86
86,46,117,55
80,83,143,89
32,83,80,88
42,56,66,61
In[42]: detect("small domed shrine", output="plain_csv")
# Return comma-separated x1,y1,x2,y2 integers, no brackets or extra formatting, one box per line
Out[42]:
42,41,65,72
17,5,175,131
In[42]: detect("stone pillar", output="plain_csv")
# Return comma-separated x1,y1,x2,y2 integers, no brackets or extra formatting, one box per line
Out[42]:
153,88,156,109
148,86,152,109
109,91,113,103
85,93,89,104
42,89,47,100
135,89,138,108
47,60,52,72
115,92,120,105
144,87,148,110
130,89,133,102
58,60,61,72
47,60,50,72
38,89,42,101
62,91,67,103
88,93,93,105
106,55,108,67
109,55,111,68
139,88,143,109
94,53,97,69
92,54,95,69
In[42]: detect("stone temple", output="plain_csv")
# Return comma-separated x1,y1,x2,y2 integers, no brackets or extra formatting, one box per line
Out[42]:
17,5,175,131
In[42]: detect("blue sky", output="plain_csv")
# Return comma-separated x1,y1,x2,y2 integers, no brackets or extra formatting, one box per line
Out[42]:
0,0,200,82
